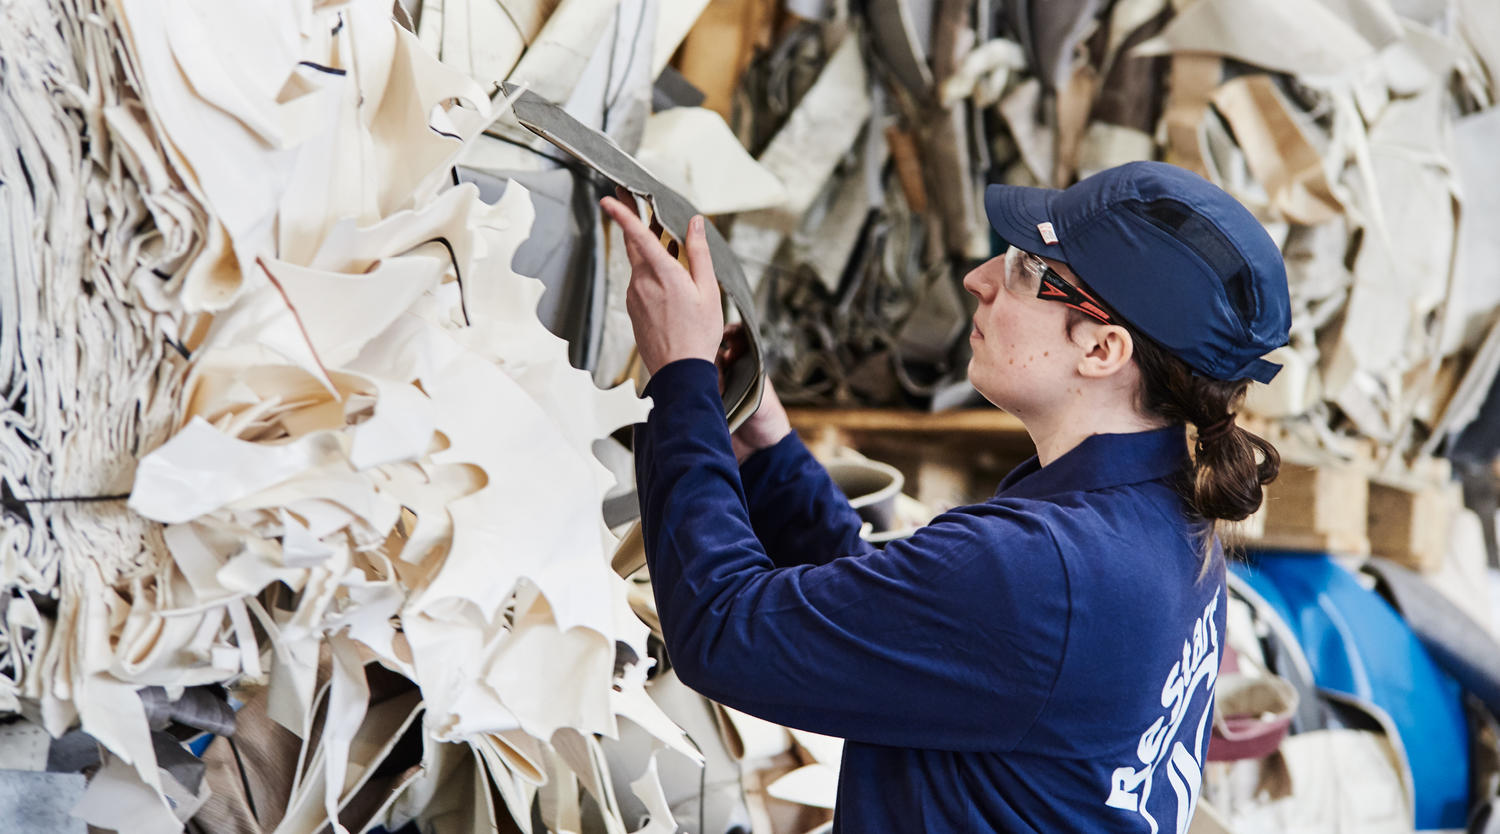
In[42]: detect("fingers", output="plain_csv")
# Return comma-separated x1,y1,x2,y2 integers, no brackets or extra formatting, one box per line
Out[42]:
599,199,716,305
715,338,737,371
601,187,671,251
684,216,716,289
599,194,634,230
602,202,653,274
718,323,747,363
600,195,646,236
645,213,681,259
600,196,680,276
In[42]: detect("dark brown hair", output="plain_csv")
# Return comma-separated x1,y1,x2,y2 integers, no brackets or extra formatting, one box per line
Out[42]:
1065,308,1280,560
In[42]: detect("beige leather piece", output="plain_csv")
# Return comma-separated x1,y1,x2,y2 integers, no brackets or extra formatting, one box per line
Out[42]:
790,729,844,768
1210,75,1343,225
611,521,648,579
260,255,449,370
131,418,347,525
742,34,872,235
940,38,1027,107
552,728,627,834
471,734,538,833
274,664,424,834
1133,0,1378,78
366,26,495,216
1077,122,1156,180
766,764,838,810
1160,54,1220,180
1053,61,1099,187
1187,799,1235,834
193,686,302,833
1437,106,1500,354
720,705,793,762
626,755,679,834
1458,0,1500,98
113,0,303,310
374,734,492,834
73,753,184,834
674,0,778,120
636,107,788,215
506,0,621,103
651,0,712,77
999,78,1055,186
416,0,542,87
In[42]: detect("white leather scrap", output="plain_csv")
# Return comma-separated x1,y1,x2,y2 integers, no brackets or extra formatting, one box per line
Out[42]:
1,0,688,831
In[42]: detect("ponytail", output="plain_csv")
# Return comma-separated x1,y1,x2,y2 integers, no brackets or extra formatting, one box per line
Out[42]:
1130,331,1280,559
1064,307,1281,565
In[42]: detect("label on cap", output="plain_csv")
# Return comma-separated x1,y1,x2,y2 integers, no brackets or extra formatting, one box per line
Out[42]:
1037,222,1058,244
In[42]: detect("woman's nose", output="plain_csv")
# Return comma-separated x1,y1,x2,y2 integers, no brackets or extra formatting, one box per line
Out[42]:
963,264,994,302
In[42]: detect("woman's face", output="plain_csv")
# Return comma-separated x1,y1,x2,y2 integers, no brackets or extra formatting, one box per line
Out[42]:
962,247,1088,418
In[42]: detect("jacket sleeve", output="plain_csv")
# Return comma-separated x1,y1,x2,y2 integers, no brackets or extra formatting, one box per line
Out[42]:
736,431,872,568
634,359,1070,752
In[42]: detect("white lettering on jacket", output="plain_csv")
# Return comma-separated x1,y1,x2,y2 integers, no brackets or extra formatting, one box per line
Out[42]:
1104,595,1219,834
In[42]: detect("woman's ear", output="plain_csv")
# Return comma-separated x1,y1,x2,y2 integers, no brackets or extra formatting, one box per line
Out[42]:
1076,324,1135,379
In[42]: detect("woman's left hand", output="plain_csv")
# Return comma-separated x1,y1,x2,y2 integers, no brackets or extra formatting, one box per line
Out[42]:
600,193,724,375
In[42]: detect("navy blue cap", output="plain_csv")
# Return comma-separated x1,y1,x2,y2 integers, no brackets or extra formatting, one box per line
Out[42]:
983,162,1291,383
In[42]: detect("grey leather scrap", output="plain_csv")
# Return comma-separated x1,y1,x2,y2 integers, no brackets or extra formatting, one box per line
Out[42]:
1365,557,1500,719
0,771,86,834
44,731,101,775
502,82,766,431
867,0,933,97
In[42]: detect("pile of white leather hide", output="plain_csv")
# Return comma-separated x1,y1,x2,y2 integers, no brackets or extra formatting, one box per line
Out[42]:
0,0,696,831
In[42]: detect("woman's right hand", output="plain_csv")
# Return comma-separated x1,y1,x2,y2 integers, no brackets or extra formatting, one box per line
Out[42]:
716,325,791,462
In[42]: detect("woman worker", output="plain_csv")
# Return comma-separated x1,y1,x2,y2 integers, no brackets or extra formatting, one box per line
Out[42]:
600,160,1290,833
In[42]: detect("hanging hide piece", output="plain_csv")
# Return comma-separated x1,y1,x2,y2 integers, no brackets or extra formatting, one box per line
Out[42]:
1210,75,1342,225
867,0,934,98
635,107,788,216
503,82,766,433
1132,0,1379,78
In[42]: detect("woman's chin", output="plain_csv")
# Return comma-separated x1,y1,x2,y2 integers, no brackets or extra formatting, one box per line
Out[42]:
966,362,994,400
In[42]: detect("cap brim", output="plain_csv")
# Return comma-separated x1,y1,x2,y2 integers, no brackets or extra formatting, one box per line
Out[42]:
983,184,1067,262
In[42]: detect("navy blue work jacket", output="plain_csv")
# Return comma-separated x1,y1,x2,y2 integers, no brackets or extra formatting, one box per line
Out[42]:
635,359,1227,833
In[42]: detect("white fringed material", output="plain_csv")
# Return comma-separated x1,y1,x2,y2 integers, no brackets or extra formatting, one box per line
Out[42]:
2,0,690,831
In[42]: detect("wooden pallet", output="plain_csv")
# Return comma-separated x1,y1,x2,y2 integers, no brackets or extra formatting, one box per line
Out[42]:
785,407,1035,511
1240,459,1371,555
1367,479,1462,572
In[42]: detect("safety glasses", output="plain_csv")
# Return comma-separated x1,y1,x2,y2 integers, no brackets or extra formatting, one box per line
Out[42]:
1003,246,1114,324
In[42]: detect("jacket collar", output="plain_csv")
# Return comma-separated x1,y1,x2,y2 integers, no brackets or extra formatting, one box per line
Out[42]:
995,424,1189,501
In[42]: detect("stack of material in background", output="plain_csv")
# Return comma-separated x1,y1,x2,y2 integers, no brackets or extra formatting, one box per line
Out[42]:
442,0,1500,573
440,0,1500,475
697,0,1500,472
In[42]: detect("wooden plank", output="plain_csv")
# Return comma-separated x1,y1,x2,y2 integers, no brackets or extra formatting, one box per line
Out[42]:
785,407,1028,436
785,408,1034,510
